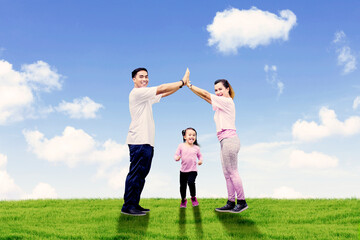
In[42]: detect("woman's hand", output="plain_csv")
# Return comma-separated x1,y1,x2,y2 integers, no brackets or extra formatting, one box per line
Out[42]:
182,68,190,86
198,160,203,165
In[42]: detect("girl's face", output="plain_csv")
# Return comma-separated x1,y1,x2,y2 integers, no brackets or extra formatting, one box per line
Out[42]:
214,82,230,98
184,129,197,145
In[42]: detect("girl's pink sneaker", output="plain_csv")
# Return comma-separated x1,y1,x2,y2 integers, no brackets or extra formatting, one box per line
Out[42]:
191,197,199,207
180,199,187,208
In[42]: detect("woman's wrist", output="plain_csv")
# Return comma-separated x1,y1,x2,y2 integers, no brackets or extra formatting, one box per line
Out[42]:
188,83,193,89
179,80,185,88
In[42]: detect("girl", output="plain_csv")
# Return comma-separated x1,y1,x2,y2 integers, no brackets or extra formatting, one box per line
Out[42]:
186,78,248,213
174,127,203,208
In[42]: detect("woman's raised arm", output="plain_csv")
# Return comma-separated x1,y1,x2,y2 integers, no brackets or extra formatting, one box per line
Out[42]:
187,83,212,104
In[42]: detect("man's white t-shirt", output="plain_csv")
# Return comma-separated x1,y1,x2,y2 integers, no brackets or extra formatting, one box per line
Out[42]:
126,87,162,147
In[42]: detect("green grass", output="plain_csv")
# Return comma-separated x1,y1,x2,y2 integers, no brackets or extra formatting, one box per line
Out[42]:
0,198,359,239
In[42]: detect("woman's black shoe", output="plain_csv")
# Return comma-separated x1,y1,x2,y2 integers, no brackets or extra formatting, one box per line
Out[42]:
215,200,235,212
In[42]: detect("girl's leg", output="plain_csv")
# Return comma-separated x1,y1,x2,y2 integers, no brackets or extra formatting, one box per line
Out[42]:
187,171,198,198
221,136,245,201
180,171,188,201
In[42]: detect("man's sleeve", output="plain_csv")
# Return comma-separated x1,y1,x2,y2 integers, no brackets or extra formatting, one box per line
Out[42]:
132,87,157,103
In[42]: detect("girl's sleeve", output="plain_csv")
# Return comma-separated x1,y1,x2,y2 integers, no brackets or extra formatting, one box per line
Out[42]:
174,144,182,160
197,148,203,161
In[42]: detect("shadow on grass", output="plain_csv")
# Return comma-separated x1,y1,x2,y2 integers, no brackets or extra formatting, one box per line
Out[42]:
179,208,186,238
193,206,203,238
178,206,204,239
116,212,149,239
215,212,262,239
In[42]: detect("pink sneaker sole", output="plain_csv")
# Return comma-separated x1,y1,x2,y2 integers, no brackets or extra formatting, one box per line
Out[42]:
180,199,187,208
191,198,199,207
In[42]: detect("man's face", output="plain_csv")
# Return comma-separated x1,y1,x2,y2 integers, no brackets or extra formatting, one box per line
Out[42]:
133,70,149,88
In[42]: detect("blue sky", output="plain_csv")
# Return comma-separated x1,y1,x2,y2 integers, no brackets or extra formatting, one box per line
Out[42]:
1,0,359,200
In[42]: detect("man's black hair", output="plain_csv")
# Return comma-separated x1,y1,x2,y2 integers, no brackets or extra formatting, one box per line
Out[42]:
132,67,148,78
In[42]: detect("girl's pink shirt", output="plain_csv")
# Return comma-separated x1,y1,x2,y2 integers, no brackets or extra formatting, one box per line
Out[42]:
174,143,203,172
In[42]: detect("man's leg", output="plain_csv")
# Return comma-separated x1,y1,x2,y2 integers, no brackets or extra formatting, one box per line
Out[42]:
122,144,154,212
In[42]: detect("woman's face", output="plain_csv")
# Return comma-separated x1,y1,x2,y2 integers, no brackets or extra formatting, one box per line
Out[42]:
214,82,230,97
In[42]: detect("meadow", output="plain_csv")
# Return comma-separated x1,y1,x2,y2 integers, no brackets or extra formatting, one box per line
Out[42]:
0,198,359,239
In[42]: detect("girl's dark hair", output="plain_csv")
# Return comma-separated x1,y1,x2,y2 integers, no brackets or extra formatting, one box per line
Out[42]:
132,67,148,78
182,127,200,146
214,79,235,99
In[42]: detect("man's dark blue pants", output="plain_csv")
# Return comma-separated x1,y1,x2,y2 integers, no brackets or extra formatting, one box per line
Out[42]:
122,144,154,211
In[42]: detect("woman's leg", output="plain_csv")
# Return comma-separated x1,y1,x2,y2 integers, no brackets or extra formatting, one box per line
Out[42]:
220,136,245,201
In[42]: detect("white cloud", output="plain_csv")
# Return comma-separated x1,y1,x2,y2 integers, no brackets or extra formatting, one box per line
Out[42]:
289,149,338,169
0,153,61,200
23,182,58,199
241,141,292,154
277,81,284,95
0,59,62,124
142,173,173,198
0,153,23,200
21,60,62,92
292,107,360,142
353,96,360,110
106,168,128,190
56,97,103,119
272,186,306,199
24,127,129,191
333,31,357,74
333,31,345,43
337,46,357,74
24,127,95,167
0,170,23,199
0,153,7,170
264,64,284,96
23,126,128,168
207,7,297,54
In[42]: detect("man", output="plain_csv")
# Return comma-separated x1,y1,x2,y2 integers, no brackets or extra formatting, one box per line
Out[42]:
121,67,189,216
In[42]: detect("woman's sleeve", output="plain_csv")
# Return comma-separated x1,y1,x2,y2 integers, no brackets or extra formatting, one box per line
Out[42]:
210,94,231,112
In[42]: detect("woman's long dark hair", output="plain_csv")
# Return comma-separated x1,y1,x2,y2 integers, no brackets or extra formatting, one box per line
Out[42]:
214,79,235,99
182,127,200,146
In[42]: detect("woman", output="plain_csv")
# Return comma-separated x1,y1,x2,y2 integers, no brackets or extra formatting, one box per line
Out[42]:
186,78,248,213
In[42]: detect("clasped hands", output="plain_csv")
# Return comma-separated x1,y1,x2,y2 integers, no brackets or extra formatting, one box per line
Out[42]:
181,68,192,88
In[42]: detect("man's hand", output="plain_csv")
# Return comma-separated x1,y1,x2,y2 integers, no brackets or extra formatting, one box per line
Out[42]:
182,68,190,86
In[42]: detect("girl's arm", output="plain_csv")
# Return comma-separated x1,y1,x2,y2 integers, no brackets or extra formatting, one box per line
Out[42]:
174,145,182,161
187,84,212,104
197,149,203,165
